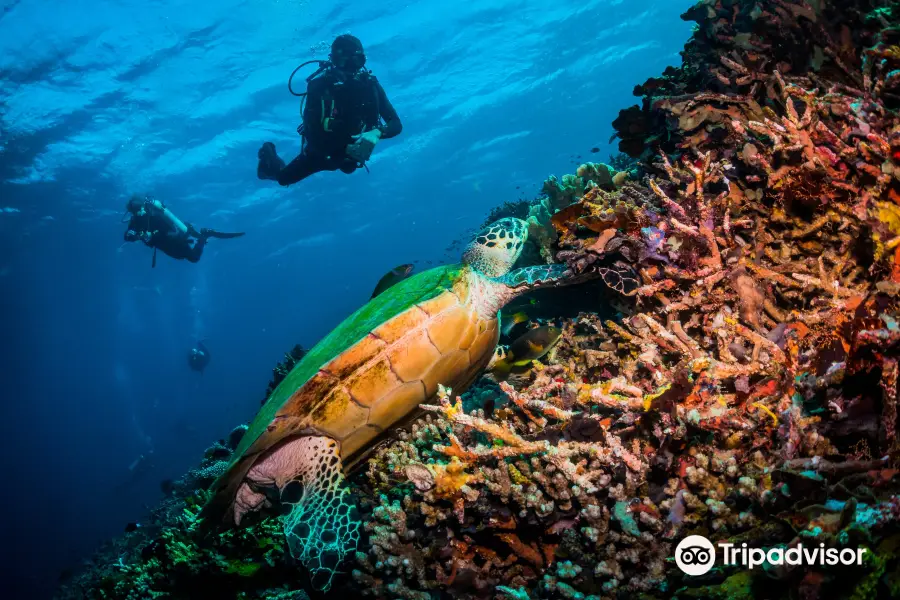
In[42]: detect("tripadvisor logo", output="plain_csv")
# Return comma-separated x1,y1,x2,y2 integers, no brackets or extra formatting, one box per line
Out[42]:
675,535,716,576
674,535,867,576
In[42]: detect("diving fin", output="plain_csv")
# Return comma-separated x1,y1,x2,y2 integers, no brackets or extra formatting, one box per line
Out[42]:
202,229,245,240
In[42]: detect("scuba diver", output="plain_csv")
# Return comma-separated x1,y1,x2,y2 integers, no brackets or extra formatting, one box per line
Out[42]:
122,195,245,267
188,341,211,373
257,34,403,187
114,449,156,493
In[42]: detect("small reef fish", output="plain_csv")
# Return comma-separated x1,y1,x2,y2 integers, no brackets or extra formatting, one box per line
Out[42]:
489,325,563,377
641,226,665,252
487,345,510,371
501,297,539,319
500,311,529,336
371,263,415,298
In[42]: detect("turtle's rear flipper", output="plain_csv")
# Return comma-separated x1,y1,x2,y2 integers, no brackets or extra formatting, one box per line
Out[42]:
280,436,360,592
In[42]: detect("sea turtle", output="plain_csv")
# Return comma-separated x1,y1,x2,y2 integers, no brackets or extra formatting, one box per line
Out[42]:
201,217,590,590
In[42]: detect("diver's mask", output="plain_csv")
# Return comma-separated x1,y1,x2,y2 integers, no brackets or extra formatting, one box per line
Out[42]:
331,52,366,72
126,196,149,217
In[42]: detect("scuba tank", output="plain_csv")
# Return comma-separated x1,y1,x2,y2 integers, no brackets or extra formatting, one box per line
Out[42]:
144,197,188,236
125,194,188,236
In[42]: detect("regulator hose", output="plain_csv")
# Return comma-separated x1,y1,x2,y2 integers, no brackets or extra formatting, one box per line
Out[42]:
288,60,330,96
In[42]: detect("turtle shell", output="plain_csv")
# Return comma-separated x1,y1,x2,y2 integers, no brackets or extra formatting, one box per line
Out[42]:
206,264,499,522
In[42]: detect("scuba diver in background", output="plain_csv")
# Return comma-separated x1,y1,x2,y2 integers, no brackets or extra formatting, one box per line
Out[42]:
123,195,245,267
114,449,156,493
188,341,211,374
257,34,403,187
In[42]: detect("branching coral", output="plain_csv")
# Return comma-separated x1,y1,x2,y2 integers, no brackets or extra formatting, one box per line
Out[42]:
351,1,900,599
529,163,633,261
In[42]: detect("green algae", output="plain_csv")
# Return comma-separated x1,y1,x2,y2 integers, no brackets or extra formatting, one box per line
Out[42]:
677,571,755,600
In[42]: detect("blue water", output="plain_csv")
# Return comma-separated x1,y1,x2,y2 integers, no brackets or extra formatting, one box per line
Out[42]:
0,1,692,597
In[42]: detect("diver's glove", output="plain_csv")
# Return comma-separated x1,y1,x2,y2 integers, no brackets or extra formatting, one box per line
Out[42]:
346,129,382,163
125,229,153,243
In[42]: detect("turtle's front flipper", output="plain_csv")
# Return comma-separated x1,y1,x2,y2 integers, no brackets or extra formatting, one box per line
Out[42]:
496,263,575,290
280,436,360,591
477,263,597,317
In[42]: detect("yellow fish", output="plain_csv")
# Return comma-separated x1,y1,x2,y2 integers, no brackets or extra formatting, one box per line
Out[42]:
500,311,529,337
490,325,562,377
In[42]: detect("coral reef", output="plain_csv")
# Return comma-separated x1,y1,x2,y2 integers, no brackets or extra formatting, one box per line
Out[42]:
351,0,900,598
263,345,308,405
528,162,631,262
480,200,534,228
54,437,311,600
57,1,900,599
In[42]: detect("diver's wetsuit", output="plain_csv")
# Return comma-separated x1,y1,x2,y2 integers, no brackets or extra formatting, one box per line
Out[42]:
258,70,402,186
124,216,221,263
125,215,244,265
123,196,244,265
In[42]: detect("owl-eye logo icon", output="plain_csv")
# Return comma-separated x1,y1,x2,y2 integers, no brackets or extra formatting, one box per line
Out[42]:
675,535,716,576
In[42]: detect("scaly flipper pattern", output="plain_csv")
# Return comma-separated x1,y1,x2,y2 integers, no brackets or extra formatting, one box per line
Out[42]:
495,263,572,289
280,437,360,591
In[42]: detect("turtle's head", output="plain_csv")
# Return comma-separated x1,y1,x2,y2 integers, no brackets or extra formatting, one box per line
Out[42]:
462,218,528,277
